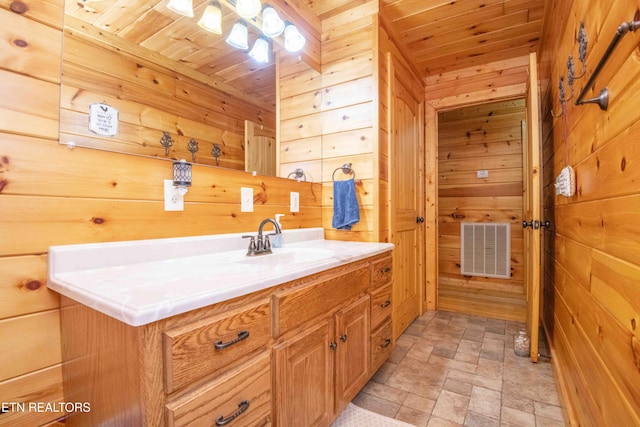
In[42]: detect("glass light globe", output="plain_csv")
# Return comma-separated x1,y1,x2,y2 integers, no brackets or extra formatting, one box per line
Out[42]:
236,0,261,19
284,24,305,52
262,6,284,38
166,0,194,17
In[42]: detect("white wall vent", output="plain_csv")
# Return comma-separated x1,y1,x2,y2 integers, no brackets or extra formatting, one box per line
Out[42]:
460,222,511,279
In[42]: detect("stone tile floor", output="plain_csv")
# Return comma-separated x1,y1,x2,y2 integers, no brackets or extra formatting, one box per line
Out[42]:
353,311,567,426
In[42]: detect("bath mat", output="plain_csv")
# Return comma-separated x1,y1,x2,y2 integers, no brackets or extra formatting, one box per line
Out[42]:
331,403,415,427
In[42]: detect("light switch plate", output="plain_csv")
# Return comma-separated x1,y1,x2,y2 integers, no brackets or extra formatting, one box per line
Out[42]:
241,187,254,212
477,170,489,178
164,180,184,211
290,192,300,213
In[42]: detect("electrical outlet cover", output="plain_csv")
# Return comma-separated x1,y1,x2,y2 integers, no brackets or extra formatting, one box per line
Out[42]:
164,180,184,211
290,192,300,212
241,187,254,212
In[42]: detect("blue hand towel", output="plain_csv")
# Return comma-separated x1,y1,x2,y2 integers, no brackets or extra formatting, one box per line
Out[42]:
332,178,360,230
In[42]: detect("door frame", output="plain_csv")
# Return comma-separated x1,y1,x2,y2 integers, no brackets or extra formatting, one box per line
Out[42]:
423,53,540,320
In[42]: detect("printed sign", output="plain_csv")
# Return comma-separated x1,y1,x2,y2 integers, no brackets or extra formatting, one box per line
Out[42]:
89,103,119,136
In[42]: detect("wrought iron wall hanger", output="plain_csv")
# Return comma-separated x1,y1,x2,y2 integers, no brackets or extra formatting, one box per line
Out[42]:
575,19,640,111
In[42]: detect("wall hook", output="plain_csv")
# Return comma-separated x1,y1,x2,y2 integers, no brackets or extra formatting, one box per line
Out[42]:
550,77,566,118
187,138,199,162
160,131,174,156
575,21,588,79
211,143,222,166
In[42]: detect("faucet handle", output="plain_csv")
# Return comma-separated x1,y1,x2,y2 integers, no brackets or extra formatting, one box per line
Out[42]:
242,235,257,253
263,235,272,251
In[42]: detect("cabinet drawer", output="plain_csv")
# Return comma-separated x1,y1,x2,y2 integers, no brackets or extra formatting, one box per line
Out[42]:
370,320,393,373
370,284,392,329
166,353,271,427
272,265,369,337
371,257,392,289
164,302,271,393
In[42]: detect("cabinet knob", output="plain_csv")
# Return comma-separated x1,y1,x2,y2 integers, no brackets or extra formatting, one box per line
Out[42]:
380,267,391,273
216,400,250,426
381,300,391,308
381,338,391,348
214,331,249,350
340,334,348,342
329,342,338,350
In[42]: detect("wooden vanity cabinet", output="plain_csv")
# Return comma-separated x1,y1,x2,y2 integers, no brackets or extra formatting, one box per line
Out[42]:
369,255,394,372
271,260,372,426
59,252,392,427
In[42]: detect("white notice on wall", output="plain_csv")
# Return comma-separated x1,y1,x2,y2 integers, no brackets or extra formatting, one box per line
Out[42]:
89,103,119,136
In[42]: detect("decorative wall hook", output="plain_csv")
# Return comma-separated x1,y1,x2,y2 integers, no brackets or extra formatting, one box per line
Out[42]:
211,143,222,166
566,56,576,101
160,131,174,156
187,138,199,162
550,77,566,118
576,21,588,78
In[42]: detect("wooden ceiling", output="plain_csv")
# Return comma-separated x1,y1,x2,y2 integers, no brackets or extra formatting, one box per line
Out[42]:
64,0,546,106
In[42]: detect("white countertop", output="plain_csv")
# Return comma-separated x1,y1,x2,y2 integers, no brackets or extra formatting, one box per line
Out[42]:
47,228,394,326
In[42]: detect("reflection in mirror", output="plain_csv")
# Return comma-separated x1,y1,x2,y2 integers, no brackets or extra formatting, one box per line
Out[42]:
59,0,278,174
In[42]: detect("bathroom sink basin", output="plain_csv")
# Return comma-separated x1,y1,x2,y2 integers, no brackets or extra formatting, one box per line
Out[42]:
239,247,336,265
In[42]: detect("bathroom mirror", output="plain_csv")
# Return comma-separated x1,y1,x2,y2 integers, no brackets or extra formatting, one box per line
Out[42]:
59,0,280,175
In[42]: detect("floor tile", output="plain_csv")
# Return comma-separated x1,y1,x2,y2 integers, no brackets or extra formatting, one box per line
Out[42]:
352,311,564,427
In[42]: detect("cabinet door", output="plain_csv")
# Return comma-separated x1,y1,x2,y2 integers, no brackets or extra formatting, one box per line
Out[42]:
273,319,334,427
334,294,370,414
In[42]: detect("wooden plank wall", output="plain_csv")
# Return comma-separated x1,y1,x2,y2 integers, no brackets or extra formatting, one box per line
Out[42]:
279,1,381,242
437,99,527,322
0,2,321,425
60,25,276,171
537,0,640,424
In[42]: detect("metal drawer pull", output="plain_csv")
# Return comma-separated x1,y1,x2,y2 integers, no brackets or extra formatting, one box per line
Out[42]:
340,334,348,342
214,331,249,350
381,339,391,348
381,300,391,308
329,342,338,350
216,400,250,426
380,267,391,273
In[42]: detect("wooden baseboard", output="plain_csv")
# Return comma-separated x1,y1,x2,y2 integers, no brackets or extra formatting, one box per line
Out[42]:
542,321,579,427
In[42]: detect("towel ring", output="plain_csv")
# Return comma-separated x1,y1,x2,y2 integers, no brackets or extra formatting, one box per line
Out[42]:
287,168,307,181
332,163,355,181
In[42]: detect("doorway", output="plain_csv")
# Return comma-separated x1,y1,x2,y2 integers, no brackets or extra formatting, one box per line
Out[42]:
436,99,527,322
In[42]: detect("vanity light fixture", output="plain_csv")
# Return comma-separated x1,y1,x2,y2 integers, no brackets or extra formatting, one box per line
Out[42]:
248,36,270,63
261,5,285,37
197,0,223,34
235,0,261,19
284,23,305,52
226,20,249,49
173,159,192,195
166,0,194,18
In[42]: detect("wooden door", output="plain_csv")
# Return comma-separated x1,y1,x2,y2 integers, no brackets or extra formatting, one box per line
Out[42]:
389,55,424,339
273,319,334,427
523,52,542,362
334,295,370,414
244,120,276,176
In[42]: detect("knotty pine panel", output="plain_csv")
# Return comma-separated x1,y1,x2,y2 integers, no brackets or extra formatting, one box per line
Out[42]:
538,0,640,423
321,76,375,112
0,310,61,382
322,128,374,159
279,160,323,183
0,8,62,84
280,113,323,142
0,255,56,320
321,102,374,135
279,89,322,120
280,137,323,164
321,51,374,88
0,364,65,426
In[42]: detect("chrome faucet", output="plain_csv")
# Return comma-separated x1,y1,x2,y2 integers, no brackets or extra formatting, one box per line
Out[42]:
242,218,282,256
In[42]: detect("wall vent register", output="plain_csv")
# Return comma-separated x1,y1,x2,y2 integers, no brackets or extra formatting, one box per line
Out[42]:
460,222,511,279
